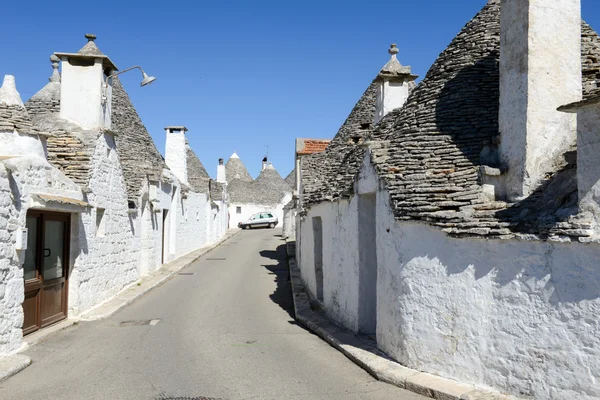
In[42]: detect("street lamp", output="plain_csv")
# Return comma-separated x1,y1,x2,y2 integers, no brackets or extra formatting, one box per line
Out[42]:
102,66,156,104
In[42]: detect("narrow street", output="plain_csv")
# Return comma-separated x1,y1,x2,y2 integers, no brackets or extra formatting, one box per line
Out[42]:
0,229,425,400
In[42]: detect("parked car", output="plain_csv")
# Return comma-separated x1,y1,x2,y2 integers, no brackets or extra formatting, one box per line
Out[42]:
238,212,278,229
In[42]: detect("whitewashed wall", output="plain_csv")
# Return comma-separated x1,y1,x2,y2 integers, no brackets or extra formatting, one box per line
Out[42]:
282,207,296,239
376,198,600,399
298,199,361,331
69,134,138,315
174,191,209,257
0,167,22,355
0,152,84,355
229,194,291,229
298,151,600,399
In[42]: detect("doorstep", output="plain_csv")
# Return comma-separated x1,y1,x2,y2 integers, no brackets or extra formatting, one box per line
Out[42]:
286,247,521,400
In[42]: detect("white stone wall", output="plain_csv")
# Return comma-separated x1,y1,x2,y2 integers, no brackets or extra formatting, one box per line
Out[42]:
0,166,23,355
174,191,209,257
297,151,600,399
282,207,296,239
299,200,361,332
229,194,291,229
69,134,138,314
0,130,46,159
377,207,600,399
0,152,84,355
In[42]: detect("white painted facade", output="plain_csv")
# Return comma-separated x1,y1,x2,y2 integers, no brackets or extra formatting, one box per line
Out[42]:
0,34,231,356
297,151,600,399
229,193,291,229
0,75,86,355
282,205,296,239
68,133,138,315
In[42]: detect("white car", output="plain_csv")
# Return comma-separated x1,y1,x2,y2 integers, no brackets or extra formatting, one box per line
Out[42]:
238,212,279,229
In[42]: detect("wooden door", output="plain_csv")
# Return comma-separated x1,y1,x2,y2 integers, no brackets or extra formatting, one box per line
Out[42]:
23,212,70,335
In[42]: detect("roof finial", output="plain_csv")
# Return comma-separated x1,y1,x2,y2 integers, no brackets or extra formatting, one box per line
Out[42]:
0,75,24,106
388,44,399,58
85,33,97,42
49,54,60,83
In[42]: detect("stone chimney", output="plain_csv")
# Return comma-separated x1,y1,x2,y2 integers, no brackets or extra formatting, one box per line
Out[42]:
559,97,600,224
217,158,226,183
262,157,268,171
56,34,117,130
498,0,582,201
374,44,418,125
165,126,189,184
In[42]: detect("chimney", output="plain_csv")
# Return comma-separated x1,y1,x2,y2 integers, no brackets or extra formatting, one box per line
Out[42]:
498,0,582,200
56,34,117,130
374,44,418,125
559,97,600,225
165,126,189,184
262,156,268,171
217,158,226,183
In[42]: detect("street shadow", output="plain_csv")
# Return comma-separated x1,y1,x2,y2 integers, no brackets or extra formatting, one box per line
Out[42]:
260,245,295,319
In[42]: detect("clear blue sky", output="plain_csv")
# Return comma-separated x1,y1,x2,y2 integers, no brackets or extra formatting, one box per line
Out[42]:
3,0,600,179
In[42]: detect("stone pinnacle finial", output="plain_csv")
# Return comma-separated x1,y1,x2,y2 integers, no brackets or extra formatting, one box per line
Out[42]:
388,44,399,57
0,75,24,106
85,33,97,42
49,54,61,83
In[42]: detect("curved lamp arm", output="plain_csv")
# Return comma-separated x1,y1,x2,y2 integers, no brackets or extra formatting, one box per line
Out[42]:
101,66,156,105
105,66,156,87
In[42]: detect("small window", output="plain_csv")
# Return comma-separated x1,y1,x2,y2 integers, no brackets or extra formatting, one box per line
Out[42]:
96,208,106,237
236,206,242,214
267,213,274,218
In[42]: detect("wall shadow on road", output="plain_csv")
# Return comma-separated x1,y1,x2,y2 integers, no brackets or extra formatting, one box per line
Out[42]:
259,244,297,321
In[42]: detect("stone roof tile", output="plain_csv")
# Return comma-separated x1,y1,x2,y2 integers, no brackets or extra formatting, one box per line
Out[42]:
111,77,167,200
302,1,600,242
186,145,210,193
225,153,253,183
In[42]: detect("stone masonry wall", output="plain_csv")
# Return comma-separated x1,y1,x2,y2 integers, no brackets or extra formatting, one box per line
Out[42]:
298,152,600,399
0,167,22,355
174,191,209,257
70,134,138,314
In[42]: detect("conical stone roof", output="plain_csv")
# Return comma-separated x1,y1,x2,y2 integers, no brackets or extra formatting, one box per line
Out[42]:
365,1,600,239
228,163,291,205
284,168,295,188
26,55,61,118
186,145,210,193
256,164,289,193
111,77,166,200
225,152,253,182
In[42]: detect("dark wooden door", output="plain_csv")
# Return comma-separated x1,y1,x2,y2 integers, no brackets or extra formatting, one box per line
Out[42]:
23,212,70,335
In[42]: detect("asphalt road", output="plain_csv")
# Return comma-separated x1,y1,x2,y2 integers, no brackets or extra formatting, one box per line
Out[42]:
0,228,425,400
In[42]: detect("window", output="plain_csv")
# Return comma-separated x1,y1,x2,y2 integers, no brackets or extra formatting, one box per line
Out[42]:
236,207,242,214
267,213,273,218
96,208,106,237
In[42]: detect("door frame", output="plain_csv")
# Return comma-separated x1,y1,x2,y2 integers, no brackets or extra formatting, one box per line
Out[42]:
23,211,71,335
